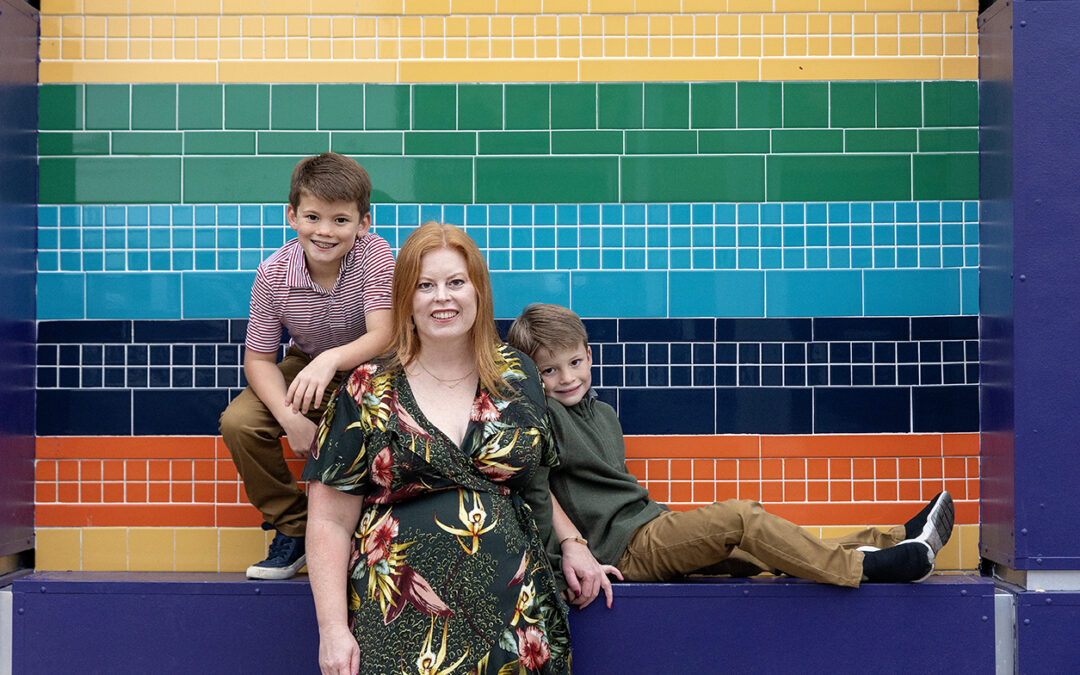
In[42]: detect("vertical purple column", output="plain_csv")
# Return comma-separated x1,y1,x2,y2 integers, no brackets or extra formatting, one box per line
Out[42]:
980,1,1080,578
0,0,38,567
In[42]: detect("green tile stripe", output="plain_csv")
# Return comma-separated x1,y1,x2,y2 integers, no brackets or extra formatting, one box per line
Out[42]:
39,82,978,133
37,81,978,205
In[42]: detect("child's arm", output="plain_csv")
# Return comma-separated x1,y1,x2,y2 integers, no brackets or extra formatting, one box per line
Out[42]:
284,308,392,415
551,491,623,609
245,347,323,456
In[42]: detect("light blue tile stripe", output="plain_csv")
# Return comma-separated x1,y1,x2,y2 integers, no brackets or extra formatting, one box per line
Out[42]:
35,200,979,320
37,200,979,273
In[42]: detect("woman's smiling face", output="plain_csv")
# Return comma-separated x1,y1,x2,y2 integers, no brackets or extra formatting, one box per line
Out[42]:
411,247,478,348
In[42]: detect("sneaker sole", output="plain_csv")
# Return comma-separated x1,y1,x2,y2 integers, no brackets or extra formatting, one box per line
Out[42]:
246,553,307,580
916,492,954,554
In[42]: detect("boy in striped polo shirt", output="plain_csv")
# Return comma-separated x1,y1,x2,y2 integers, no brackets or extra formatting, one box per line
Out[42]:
220,153,395,580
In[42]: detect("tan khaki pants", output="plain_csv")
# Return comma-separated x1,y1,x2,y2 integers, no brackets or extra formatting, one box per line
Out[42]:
218,346,347,538
616,499,906,588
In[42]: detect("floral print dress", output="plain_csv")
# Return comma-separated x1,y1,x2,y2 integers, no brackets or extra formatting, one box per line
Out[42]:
302,344,571,674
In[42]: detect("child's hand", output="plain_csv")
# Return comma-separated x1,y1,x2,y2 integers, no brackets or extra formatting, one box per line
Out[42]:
560,542,623,609
282,415,318,458
286,352,339,414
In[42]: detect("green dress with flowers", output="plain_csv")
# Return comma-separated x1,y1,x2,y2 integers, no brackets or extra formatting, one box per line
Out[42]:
302,344,571,674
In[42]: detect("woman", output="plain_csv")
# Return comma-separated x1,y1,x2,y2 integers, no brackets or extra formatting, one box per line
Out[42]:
303,222,571,674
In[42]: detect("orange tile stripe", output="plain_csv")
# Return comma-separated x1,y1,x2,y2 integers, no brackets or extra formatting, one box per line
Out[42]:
35,434,978,528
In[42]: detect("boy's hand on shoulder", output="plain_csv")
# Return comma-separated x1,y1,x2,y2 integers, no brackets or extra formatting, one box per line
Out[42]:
560,541,624,610
281,414,318,458
286,351,340,414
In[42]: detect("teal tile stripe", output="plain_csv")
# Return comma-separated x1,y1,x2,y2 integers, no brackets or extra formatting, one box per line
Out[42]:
36,200,978,321
37,81,979,205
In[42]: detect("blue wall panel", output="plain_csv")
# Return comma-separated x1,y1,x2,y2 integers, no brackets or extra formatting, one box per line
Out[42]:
979,0,1080,571
0,0,38,559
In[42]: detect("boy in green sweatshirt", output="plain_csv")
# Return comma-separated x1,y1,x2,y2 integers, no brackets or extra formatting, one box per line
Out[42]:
508,303,955,609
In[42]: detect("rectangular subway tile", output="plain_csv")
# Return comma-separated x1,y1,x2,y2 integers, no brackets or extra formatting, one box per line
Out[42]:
766,155,911,202
618,318,716,343
133,320,230,344
551,130,623,155
765,270,862,317
912,385,979,432
490,271,571,320
331,132,404,155
133,389,231,435
38,132,110,156
714,318,813,342
111,132,183,155
715,387,813,435
37,273,86,320
812,317,911,342
86,273,182,320
317,84,365,131
505,84,550,130
39,320,132,344
39,84,83,131
621,156,765,202
178,84,223,131
863,269,961,316
183,131,257,155
668,271,765,318
476,156,618,203
814,387,910,434
37,389,132,435
40,157,182,204
620,388,715,435
571,271,668,318
181,272,256,319
256,132,331,155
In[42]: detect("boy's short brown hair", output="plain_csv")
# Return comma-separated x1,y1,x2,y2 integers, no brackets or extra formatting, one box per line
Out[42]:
288,152,372,217
506,303,589,360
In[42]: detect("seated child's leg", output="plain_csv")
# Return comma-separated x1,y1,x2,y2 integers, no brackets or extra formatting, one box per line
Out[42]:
219,352,313,538
690,548,775,578
825,525,906,551
618,500,864,587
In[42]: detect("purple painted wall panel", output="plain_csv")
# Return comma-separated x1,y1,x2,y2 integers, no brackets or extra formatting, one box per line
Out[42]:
0,0,38,559
1016,591,1080,673
13,573,320,674
14,573,996,674
569,576,996,673
979,1,1080,570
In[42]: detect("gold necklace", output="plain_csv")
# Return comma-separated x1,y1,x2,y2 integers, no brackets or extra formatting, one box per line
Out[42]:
414,358,476,389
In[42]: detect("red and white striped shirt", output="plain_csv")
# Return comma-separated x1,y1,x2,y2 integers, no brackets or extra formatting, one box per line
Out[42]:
246,233,395,357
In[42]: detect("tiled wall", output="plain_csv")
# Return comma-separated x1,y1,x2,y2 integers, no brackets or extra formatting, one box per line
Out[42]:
34,0,982,573
39,0,977,83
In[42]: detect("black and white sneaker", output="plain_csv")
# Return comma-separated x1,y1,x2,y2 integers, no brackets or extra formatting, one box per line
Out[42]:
862,540,935,583
246,530,306,580
904,491,954,555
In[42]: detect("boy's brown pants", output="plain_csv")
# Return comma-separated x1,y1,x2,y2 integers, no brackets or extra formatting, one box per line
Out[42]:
218,346,348,538
617,499,906,588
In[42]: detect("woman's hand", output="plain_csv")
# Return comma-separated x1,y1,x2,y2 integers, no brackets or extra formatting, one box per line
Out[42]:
318,624,360,675
560,540,624,609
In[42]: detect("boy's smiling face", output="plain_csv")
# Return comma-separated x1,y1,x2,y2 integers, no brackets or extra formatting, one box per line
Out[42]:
287,193,369,283
533,343,593,407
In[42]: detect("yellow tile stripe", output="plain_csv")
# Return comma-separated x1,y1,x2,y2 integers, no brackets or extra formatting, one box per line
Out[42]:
39,3,978,83
35,524,981,572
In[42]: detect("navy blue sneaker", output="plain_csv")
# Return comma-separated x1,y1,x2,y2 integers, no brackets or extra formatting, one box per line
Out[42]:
246,530,306,580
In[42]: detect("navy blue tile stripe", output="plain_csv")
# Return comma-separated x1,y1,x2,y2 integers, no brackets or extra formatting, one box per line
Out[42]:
35,317,979,436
